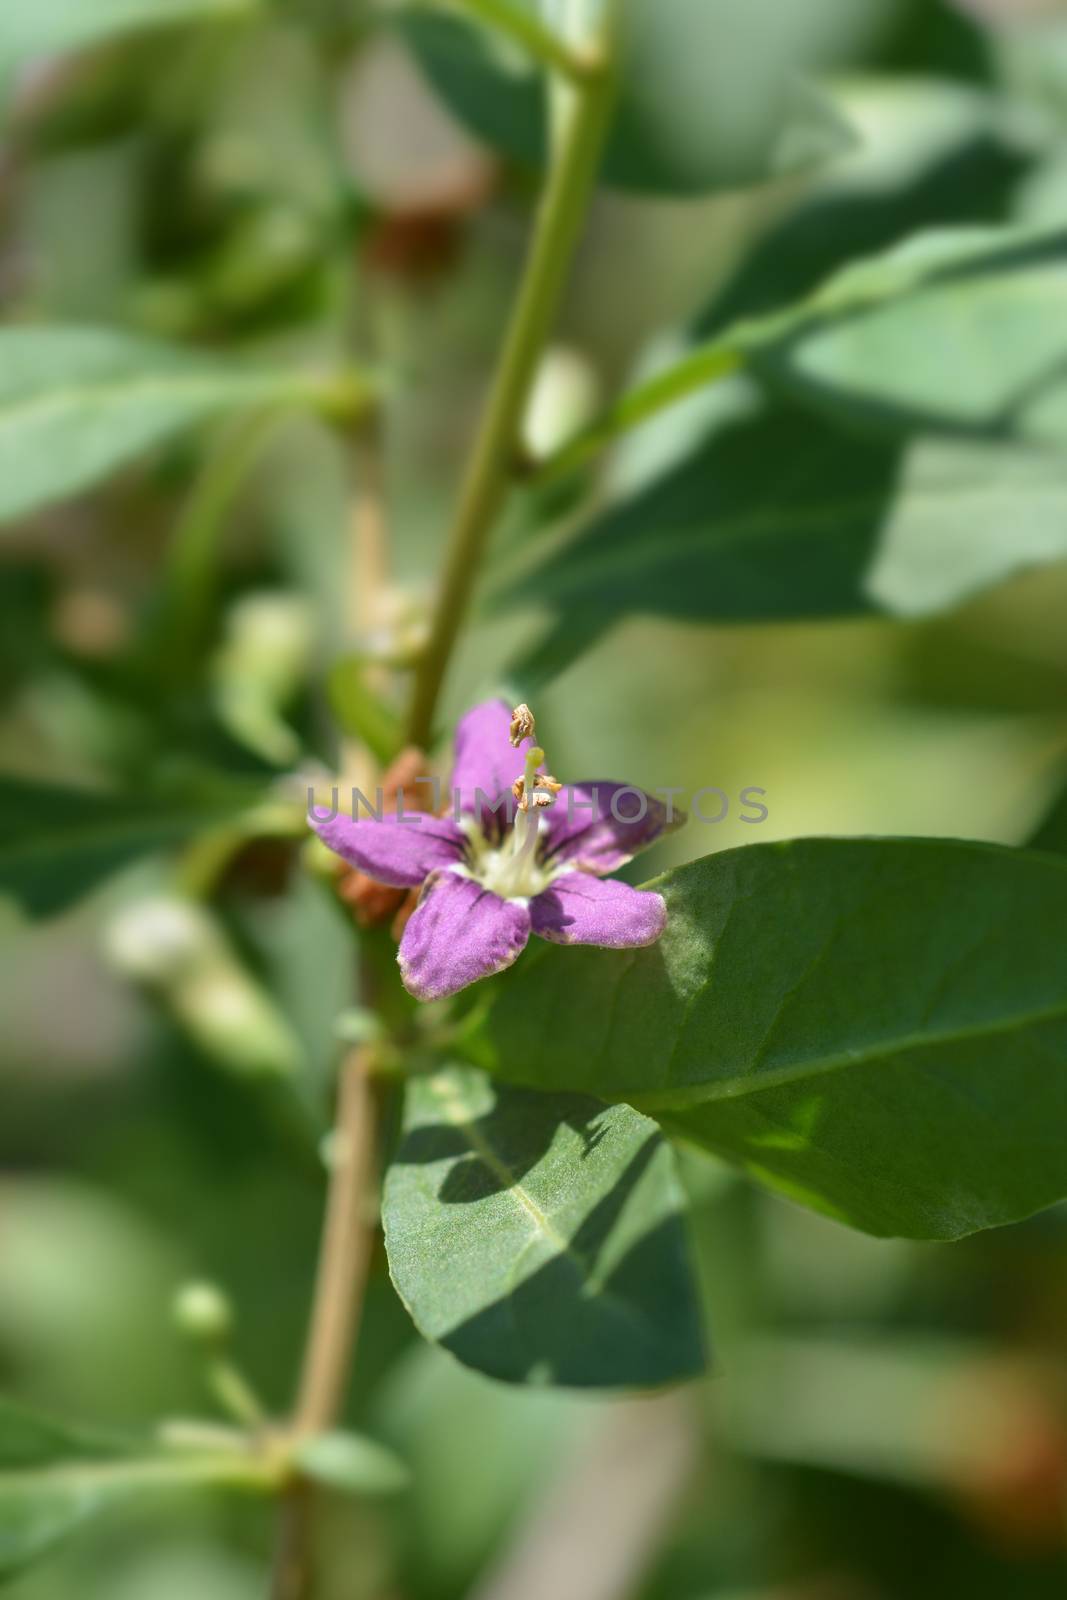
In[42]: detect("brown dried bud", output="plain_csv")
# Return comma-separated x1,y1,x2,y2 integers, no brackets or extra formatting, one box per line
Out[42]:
509,703,536,747
338,871,407,929
337,747,433,929
390,888,420,941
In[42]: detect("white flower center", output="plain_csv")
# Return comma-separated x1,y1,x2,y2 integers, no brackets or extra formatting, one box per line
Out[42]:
456,811,562,902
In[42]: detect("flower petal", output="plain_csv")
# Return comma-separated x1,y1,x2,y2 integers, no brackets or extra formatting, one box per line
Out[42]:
542,783,683,874
531,873,667,948
450,698,536,820
398,871,531,1000
310,809,465,888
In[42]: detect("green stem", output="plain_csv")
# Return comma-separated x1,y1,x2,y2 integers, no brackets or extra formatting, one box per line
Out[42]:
436,0,597,82
406,13,618,748
206,1357,269,1430
6,1449,287,1498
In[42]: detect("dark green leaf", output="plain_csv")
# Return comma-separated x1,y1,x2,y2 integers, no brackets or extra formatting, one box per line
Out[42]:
501,393,1067,657
0,775,268,917
0,328,345,525
383,1065,706,1387
1028,782,1067,855
472,839,1067,1240
398,0,857,196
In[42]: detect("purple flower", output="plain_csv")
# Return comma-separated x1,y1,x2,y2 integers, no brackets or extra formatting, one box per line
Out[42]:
310,699,681,1002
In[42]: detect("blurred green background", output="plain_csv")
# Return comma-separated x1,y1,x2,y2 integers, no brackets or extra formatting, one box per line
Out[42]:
4,0,1067,1596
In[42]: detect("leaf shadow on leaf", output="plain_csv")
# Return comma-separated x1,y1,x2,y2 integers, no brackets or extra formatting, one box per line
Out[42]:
695,131,1030,340
395,1082,610,1204
434,1131,706,1387
757,234,1067,446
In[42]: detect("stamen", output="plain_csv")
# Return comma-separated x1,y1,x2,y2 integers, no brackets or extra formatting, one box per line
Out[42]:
465,711,568,901
512,745,545,863
531,775,562,807
509,703,536,747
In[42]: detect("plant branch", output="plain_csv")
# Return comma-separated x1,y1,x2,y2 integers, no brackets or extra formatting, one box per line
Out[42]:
271,387,395,1600
431,0,597,82
270,1047,380,1600
293,1048,379,1435
406,14,618,748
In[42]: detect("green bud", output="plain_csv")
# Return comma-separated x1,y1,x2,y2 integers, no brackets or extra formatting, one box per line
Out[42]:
211,591,313,766
172,1280,233,1344
333,1008,386,1046
522,345,600,460
106,895,303,1079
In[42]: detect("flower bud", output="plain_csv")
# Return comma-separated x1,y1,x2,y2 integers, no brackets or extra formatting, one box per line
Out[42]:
172,1280,233,1344
522,345,600,461
106,896,303,1079
105,897,207,985
212,591,313,766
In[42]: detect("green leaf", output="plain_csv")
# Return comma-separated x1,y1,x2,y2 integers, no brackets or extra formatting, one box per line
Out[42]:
503,114,1049,675
0,1463,139,1578
692,78,1035,340
501,392,1067,662
0,327,349,525
295,1431,410,1496
0,1449,280,1578
471,839,1067,1241
0,1400,132,1470
398,0,857,196
0,775,269,917
383,1065,706,1387
0,0,255,100
750,225,1067,445
0,1398,280,1577
0,1402,148,1579
327,657,404,768
548,221,1065,480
